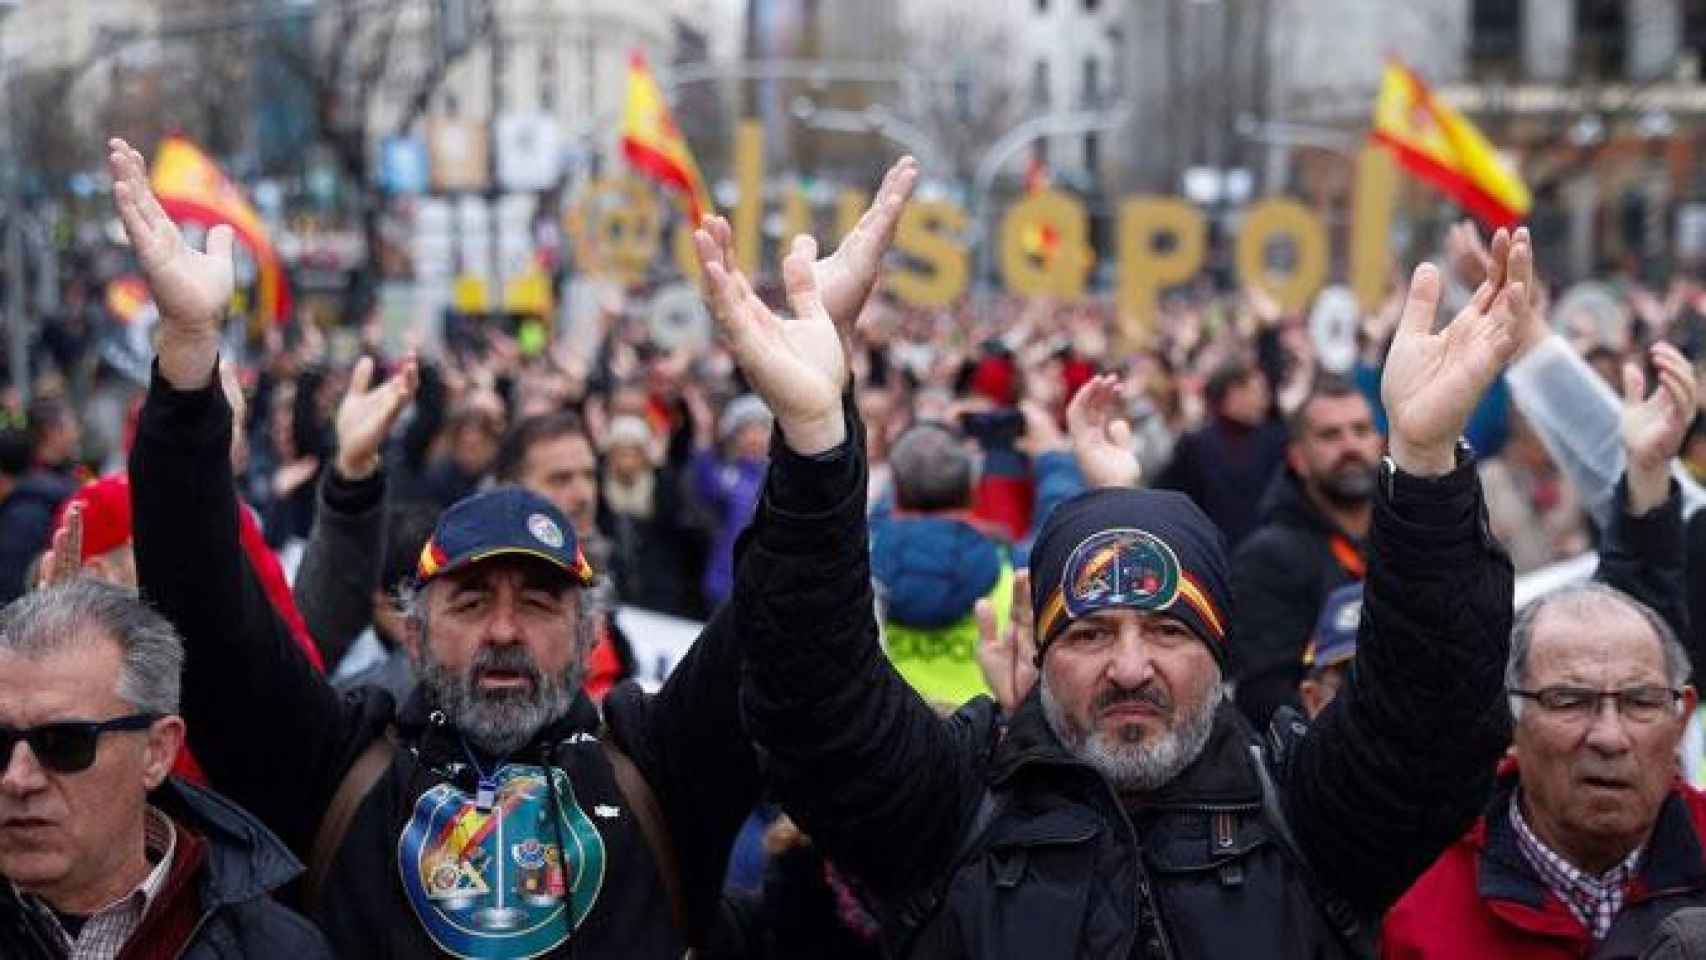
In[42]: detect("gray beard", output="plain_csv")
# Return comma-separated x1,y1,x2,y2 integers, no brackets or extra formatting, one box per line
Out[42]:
415,636,581,758
1040,673,1224,793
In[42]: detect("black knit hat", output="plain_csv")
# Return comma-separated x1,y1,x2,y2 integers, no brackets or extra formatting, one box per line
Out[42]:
1029,487,1233,667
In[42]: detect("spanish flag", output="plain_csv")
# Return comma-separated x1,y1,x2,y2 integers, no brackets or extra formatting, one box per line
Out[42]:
1371,61,1530,228
151,136,292,325
621,51,713,225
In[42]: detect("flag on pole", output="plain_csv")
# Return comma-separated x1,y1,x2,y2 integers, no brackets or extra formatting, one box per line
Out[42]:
1370,60,1530,228
621,51,714,225
151,135,292,325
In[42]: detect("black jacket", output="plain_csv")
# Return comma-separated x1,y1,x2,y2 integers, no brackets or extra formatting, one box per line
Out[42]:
739,418,1516,958
1153,416,1288,549
0,470,72,603
1229,468,1365,728
129,365,770,958
0,779,332,960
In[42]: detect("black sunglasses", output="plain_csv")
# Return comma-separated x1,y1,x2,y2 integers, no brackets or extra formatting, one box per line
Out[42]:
0,713,162,774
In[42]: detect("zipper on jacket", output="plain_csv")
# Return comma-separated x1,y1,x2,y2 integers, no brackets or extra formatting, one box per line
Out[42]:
1096,771,1174,960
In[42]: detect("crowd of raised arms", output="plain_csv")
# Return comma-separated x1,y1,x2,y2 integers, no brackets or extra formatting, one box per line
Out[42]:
0,141,1704,960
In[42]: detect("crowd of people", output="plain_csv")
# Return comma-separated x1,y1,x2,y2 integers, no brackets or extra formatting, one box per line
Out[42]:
0,135,1703,959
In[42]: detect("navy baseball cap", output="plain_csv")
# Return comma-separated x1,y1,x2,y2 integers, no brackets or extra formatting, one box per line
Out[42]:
414,487,594,588
1302,583,1363,672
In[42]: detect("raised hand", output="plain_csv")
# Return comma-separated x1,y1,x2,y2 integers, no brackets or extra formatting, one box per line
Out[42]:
695,226,847,455
1381,227,1531,476
1066,373,1140,489
812,157,918,339
975,569,1037,715
1444,219,1491,291
334,354,419,480
1621,342,1699,514
36,502,85,590
107,138,234,389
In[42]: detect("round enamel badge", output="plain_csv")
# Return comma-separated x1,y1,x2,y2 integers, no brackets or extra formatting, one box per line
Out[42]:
527,513,564,549
1061,527,1182,619
398,764,605,958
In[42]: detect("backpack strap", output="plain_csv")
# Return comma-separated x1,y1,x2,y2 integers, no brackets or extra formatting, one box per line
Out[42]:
600,733,693,947
306,727,397,908
1252,708,1376,959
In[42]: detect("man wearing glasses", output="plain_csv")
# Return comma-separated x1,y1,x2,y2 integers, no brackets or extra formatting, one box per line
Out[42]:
1384,326,1702,955
0,579,330,959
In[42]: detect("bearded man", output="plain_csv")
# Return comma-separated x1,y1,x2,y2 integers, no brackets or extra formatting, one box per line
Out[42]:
726,223,1541,957
1230,373,1385,728
111,132,920,958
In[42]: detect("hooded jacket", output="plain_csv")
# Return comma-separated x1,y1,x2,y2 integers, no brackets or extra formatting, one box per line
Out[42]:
0,779,332,960
871,511,1011,706
127,365,813,957
1230,467,1365,728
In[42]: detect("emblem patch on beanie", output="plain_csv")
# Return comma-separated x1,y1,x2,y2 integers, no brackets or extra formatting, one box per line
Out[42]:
1062,528,1182,619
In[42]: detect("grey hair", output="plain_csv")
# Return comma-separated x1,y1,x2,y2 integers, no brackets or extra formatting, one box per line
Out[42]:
1506,581,1690,721
0,578,185,714
890,423,975,511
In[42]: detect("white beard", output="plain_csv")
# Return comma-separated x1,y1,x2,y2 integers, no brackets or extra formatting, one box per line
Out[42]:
1040,672,1225,793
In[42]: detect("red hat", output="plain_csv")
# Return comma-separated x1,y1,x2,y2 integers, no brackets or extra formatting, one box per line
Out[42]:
54,473,133,562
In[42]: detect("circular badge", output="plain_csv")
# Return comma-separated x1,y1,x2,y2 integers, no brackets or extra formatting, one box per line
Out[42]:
1060,528,1182,619
527,513,565,549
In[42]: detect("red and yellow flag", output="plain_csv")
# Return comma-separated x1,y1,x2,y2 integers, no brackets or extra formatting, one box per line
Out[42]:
621,51,713,225
151,135,292,325
1371,61,1530,228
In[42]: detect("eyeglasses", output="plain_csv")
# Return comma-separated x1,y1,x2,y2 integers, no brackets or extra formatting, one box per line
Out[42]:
0,714,161,774
1507,685,1683,724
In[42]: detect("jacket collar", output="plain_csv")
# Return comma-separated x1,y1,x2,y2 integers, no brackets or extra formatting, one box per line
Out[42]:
1257,468,1360,542
1478,767,1706,911
989,689,1260,808
147,778,304,909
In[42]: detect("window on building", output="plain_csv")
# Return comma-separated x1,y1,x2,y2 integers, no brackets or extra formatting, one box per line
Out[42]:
1082,56,1101,106
540,46,557,110
1685,2,1706,74
1032,59,1050,107
1084,0,1099,10
1577,0,1627,78
1469,0,1522,79
1036,0,1047,12
1084,131,1100,174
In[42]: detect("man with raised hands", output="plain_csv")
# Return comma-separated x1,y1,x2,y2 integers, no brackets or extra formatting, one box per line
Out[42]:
716,218,1535,957
113,130,920,959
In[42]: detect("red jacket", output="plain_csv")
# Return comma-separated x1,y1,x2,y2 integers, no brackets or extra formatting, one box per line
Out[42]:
1383,763,1706,958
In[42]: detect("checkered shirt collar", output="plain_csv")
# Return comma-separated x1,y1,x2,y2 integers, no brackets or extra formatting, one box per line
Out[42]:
24,805,177,960
1509,791,1643,941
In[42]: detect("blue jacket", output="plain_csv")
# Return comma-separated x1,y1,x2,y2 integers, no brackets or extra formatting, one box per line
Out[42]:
871,514,1001,628
0,778,332,959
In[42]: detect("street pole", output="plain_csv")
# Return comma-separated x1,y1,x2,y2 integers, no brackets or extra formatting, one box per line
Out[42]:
1,1,25,406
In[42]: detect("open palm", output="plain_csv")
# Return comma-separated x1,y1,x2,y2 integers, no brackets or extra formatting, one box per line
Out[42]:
695,222,847,455
1622,342,1699,471
108,139,234,337
812,156,919,340
1382,228,1530,471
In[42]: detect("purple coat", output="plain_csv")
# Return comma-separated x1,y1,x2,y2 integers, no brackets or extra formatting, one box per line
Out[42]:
692,449,767,608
